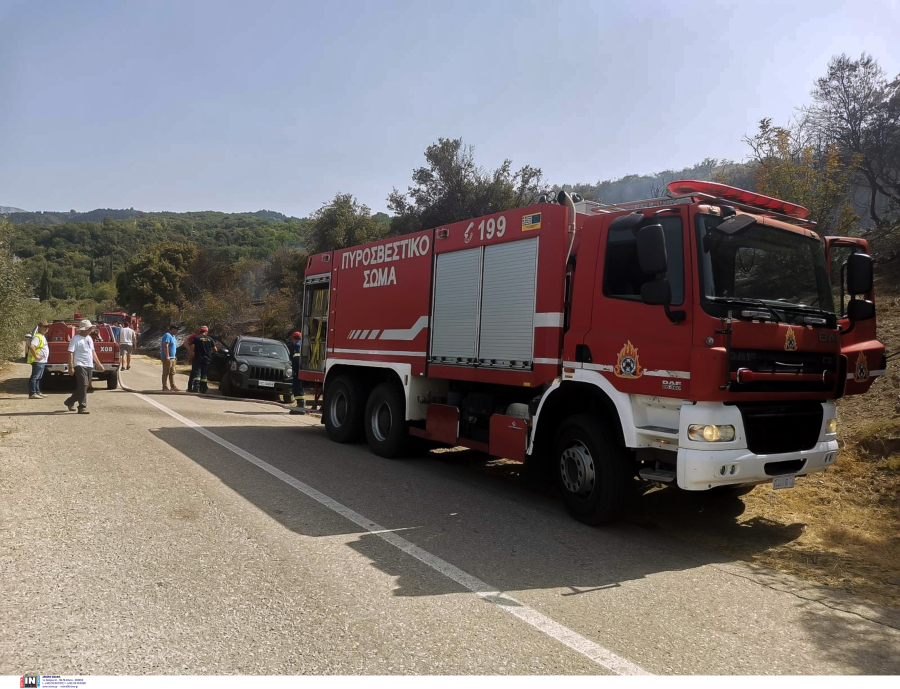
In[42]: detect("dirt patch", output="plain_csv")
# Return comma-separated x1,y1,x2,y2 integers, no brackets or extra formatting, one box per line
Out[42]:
0,360,27,398
627,446,900,608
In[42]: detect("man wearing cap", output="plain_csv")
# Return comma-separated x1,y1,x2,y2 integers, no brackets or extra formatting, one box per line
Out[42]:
161,324,180,391
188,326,217,393
289,330,306,415
64,320,105,414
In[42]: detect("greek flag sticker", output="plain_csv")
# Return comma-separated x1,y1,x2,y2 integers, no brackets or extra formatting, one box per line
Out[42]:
522,213,541,231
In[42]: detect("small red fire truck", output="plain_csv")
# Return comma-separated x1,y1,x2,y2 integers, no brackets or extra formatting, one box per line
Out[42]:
297,181,885,524
41,317,121,389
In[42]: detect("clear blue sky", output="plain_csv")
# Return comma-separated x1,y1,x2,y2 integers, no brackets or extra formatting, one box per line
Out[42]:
1,0,898,217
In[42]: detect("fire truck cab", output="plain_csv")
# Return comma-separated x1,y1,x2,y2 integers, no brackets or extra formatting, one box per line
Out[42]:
298,181,885,525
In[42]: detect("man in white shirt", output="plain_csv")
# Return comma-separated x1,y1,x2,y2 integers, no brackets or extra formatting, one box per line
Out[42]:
64,320,105,414
27,321,50,399
118,323,136,370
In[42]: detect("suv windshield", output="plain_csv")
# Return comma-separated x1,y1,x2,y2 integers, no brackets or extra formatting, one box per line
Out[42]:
237,341,289,359
695,214,834,316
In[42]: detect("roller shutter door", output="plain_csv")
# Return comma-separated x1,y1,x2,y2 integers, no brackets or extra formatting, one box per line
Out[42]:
478,238,538,366
430,247,482,362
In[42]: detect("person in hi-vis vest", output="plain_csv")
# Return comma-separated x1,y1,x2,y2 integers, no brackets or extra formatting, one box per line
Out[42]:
27,321,50,399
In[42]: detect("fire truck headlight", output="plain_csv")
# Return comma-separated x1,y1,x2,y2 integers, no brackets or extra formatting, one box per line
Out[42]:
688,424,735,442
826,418,837,435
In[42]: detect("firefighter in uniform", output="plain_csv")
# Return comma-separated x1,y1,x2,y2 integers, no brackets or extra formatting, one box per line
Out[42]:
188,326,217,393
289,330,307,415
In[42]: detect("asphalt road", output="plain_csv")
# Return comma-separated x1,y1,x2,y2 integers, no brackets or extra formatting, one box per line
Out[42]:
2,357,899,675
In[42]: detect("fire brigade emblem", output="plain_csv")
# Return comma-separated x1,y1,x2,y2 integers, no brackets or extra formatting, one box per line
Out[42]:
464,225,474,244
614,341,643,379
784,326,797,352
854,351,868,382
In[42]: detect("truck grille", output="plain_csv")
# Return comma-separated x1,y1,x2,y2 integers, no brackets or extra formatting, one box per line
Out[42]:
250,365,284,382
735,401,823,455
729,348,836,393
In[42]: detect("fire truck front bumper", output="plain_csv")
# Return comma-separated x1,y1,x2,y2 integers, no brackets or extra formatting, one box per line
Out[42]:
675,400,839,491
677,441,839,491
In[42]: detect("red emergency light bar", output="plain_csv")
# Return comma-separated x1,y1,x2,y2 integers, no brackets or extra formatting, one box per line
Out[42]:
667,180,811,220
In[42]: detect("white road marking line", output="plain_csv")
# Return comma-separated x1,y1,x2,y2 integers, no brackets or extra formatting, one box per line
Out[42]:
134,393,648,676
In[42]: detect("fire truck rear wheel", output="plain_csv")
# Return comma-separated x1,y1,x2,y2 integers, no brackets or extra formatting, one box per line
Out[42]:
324,375,365,443
106,371,119,390
553,414,631,526
364,382,409,458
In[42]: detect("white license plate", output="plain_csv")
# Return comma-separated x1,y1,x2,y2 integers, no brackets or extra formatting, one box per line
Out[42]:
258,380,275,388
773,475,795,490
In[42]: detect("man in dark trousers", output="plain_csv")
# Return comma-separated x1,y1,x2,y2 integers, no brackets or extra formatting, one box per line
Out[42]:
188,326,217,393
289,330,306,415
65,320,105,414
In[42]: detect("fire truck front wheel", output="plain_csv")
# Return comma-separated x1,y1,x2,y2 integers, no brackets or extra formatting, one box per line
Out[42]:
324,375,366,443
553,414,631,526
364,382,409,458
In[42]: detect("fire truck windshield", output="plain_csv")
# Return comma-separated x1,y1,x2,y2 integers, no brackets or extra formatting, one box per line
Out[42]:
695,214,835,319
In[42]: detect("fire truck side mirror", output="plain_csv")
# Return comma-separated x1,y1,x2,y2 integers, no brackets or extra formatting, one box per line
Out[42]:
846,253,873,295
641,278,671,306
637,224,668,275
609,211,644,232
847,299,875,322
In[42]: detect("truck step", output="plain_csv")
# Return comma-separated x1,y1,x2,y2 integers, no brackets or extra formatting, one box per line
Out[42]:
638,468,676,483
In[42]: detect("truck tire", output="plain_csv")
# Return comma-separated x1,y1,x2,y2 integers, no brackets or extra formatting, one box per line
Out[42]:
553,414,632,526
106,370,119,390
364,382,409,458
281,392,294,404
324,375,365,443
220,374,233,396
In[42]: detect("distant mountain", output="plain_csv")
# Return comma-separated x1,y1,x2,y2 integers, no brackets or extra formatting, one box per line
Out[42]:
5,208,301,225
0,205,26,213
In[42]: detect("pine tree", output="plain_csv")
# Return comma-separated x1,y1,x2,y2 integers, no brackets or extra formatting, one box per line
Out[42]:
39,265,52,302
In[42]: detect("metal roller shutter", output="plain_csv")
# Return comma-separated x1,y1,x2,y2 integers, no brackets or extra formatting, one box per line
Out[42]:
478,238,538,366
430,247,482,362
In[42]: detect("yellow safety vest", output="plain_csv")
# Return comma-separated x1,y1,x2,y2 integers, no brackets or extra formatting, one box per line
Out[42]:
27,333,47,364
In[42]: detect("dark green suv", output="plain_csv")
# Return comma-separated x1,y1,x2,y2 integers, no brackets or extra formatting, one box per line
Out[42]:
208,336,294,403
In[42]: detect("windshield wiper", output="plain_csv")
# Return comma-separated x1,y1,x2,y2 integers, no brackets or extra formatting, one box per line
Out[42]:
770,301,833,318
706,296,786,323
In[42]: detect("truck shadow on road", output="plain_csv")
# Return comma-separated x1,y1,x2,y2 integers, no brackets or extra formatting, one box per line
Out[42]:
148,423,900,673
148,424,790,584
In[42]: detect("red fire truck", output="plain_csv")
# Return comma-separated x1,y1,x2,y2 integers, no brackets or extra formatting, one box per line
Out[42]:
297,181,885,524
98,310,141,334
41,317,121,389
